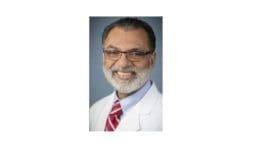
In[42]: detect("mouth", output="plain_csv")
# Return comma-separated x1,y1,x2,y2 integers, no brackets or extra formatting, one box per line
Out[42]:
113,71,136,80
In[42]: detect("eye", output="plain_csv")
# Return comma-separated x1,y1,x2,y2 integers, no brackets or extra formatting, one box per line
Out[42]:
107,51,120,55
105,51,120,55
129,51,145,56
104,51,122,59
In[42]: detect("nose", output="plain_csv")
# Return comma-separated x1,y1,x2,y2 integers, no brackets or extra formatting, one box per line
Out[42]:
115,53,133,68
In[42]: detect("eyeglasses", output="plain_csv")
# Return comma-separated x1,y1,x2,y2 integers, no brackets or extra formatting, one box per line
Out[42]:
103,49,154,62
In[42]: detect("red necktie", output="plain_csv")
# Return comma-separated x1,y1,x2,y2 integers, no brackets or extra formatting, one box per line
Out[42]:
105,100,123,131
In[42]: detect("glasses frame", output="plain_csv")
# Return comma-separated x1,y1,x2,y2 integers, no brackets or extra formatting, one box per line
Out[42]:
103,49,154,62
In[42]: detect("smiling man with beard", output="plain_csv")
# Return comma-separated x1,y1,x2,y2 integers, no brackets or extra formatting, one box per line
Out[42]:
90,17,162,131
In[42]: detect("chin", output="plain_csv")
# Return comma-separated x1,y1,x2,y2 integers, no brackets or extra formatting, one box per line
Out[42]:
103,66,152,94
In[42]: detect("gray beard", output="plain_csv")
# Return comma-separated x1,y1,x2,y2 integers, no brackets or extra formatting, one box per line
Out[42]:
103,65,153,94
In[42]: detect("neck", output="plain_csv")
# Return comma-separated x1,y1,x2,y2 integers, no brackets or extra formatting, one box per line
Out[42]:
117,91,135,100
116,80,150,99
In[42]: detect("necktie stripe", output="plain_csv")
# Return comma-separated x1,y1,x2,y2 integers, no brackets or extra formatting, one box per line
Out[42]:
111,102,120,110
106,123,112,131
104,100,123,131
108,116,115,130
115,115,120,123
110,107,122,114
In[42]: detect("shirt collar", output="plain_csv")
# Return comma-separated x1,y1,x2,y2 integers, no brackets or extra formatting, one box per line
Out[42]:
112,80,153,113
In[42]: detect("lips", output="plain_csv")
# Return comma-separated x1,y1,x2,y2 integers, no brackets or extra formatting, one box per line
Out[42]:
114,71,135,80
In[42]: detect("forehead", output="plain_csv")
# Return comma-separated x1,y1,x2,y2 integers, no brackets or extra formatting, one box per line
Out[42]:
103,27,149,51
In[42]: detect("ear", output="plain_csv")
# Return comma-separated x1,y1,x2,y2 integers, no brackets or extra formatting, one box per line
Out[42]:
102,53,105,63
150,52,156,66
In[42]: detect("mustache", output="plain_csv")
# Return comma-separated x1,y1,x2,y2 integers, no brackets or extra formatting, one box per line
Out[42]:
110,66,137,73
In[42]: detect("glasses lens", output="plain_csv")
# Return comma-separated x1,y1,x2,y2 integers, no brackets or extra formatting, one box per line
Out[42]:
127,51,146,61
104,51,120,60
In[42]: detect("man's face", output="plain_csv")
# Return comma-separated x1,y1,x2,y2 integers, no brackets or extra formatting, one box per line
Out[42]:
103,27,156,94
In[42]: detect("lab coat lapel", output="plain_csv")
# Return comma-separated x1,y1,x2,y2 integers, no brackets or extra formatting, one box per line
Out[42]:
95,94,115,131
116,84,160,131
116,107,141,131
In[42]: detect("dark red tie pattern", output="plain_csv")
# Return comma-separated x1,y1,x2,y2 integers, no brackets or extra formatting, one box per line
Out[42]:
105,100,123,131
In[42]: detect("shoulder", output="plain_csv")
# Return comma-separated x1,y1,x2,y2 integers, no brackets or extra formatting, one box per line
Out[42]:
90,93,114,113
146,82,162,102
138,82,162,131
149,83,162,110
89,93,114,130
137,82,162,113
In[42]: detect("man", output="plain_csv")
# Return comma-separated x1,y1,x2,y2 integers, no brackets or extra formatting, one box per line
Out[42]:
90,17,162,131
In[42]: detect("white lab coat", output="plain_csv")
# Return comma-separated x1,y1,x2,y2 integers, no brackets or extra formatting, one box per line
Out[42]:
89,83,162,131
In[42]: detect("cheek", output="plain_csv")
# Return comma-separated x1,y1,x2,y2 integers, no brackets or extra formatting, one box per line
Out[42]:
103,60,114,69
134,60,152,70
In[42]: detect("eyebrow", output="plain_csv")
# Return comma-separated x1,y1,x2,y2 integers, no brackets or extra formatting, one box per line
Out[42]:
106,45,120,50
